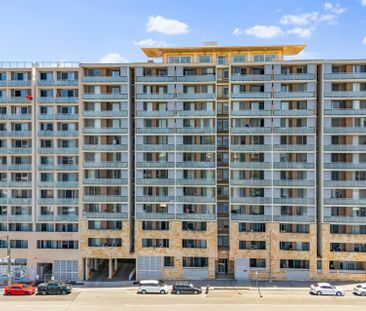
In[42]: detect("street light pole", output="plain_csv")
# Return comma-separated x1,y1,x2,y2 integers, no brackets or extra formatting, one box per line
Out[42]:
6,235,11,286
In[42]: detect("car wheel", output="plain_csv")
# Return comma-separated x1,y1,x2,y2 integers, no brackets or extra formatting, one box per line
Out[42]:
316,291,322,296
41,290,47,296
194,290,198,295
336,292,342,296
61,290,67,296
160,290,166,295
6,292,11,296
141,290,147,295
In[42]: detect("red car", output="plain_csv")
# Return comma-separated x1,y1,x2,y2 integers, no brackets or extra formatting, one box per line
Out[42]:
4,283,35,295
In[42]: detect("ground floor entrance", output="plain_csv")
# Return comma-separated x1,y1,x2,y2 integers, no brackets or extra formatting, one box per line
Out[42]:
84,258,135,281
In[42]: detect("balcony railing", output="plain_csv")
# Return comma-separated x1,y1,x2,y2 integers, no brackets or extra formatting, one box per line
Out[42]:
38,147,78,154
274,144,315,151
176,75,216,82
230,145,271,152
176,144,215,151
176,196,215,203
324,198,366,205
176,93,216,100
231,127,271,134
176,178,216,186
324,163,366,169
230,214,272,221
136,178,174,185
273,162,315,169
324,180,366,187
38,198,79,205
0,164,32,171
38,181,79,188
84,161,128,169
231,197,271,204
324,109,366,115
136,110,175,118
324,216,366,223
83,212,128,220
231,162,272,169
136,144,174,151
83,195,128,203
324,127,366,134
324,91,366,98
0,214,32,221
274,91,315,98
273,180,315,187
231,74,271,81
82,76,128,83
83,110,128,118
136,161,175,168
0,148,32,154
273,109,314,116
135,195,174,203
83,144,128,151
38,130,78,137
38,97,79,103
37,80,78,86
37,214,79,221
83,178,128,185
136,128,174,134
136,212,175,220
0,131,32,137
82,128,128,134
273,198,315,205
231,179,272,186
0,114,31,120
135,93,174,100
231,110,272,116
136,76,174,83
273,127,315,134
176,110,215,117
0,80,31,87
0,198,32,205
273,215,315,222
324,145,366,152
176,162,215,169
176,213,216,220
83,93,128,100
324,73,366,80
231,92,271,99
176,128,215,134
274,73,315,80
38,164,78,171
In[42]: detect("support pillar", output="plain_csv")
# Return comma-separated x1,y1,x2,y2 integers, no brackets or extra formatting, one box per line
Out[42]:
108,258,113,279
114,258,118,271
85,258,89,281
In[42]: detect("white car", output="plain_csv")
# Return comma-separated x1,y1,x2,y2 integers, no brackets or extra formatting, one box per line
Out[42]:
310,282,345,296
137,280,169,294
353,283,366,296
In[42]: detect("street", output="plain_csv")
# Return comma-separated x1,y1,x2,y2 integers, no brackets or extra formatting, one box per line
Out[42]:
0,287,365,311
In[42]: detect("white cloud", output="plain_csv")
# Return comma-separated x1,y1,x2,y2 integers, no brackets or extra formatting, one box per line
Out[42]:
287,27,314,38
99,53,128,63
362,0,366,6
280,12,319,26
244,25,284,39
285,50,320,60
146,16,189,35
324,2,345,15
363,37,366,45
233,28,242,36
134,38,168,47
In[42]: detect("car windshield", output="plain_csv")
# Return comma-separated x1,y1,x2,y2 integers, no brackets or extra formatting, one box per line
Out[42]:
158,282,164,286
356,285,362,288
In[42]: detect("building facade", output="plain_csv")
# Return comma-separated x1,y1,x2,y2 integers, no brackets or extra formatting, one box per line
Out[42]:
0,44,366,282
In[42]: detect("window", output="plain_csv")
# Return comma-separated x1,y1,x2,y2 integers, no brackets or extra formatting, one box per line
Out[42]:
233,55,246,62
198,56,211,63
164,256,174,267
182,257,208,268
250,258,266,268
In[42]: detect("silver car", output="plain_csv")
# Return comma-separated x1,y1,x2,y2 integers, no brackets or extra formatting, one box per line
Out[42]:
310,282,345,296
137,280,169,295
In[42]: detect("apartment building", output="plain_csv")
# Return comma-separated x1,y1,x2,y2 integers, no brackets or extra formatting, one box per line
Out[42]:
0,44,366,283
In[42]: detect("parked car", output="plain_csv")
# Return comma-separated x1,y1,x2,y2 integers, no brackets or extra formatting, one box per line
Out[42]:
353,283,366,296
137,280,169,294
4,283,35,295
171,282,202,294
37,281,72,295
310,282,345,296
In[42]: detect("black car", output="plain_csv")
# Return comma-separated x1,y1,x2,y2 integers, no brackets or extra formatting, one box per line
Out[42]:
37,281,72,295
171,282,202,294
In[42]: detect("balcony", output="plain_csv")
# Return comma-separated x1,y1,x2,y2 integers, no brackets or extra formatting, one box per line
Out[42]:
84,161,128,169
0,114,31,120
38,130,78,137
231,127,271,134
231,197,271,204
324,109,366,115
136,110,175,118
136,212,175,220
274,144,315,152
0,148,32,154
231,179,271,186
273,215,315,222
37,214,79,221
136,178,174,185
136,76,174,83
83,212,128,220
37,80,79,86
230,145,271,152
324,198,366,205
38,181,79,188
176,162,215,169
38,164,78,171
274,74,315,81
82,128,128,134
83,178,128,185
0,164,32,171
83,144,128,151
273,127,315,134
231,110,272,117
83,110,128,118
38,97,79,103
231,92,271,99
136,144,174,151
324,127,366,134
176,213,216,220
176,74,216,82
136,161,174,168
176,93,215,100
324,145,366,152
136,128,174,134
176,178,216,186
38,198,79,205
0,97,30,103
324,163,366,170
135,93,174,100
176,196,215,203
176,110,215,117
0,214,32,221
0,80,31,87
231,74,271,81
82,76,128,83
83,93,128,100
324,91,366,98
135,195,174,203
324,216,366,223
38,114,79,120
231,214,272,221
231,162,272,169
324,180,366,187
273,198,315,205
176,128,215,134
0,181,32,188
0,131,32,137
0,198,32,205
273,180,315,187
38,147,78,154
83,195,128,203
273,162,315,169
274,92,315,99
176,144,215,151
324,73,366,80
273,109,314,116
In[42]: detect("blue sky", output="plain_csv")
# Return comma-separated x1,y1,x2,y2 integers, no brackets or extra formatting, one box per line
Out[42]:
1,0,366,62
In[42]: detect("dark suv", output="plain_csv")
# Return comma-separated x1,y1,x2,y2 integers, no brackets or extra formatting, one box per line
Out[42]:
37,281,72,295
171,282,202,294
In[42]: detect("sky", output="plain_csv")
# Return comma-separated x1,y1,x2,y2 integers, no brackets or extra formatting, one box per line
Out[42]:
1,0,366,62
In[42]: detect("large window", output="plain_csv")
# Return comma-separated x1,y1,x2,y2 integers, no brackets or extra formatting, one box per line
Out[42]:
182,257,208,268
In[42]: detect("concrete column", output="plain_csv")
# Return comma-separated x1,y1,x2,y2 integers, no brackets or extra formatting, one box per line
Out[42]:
114,259,118,271
85,258,89,281
108,258,113,279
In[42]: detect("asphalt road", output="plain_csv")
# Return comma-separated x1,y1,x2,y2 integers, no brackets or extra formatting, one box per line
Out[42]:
0,287,365,311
